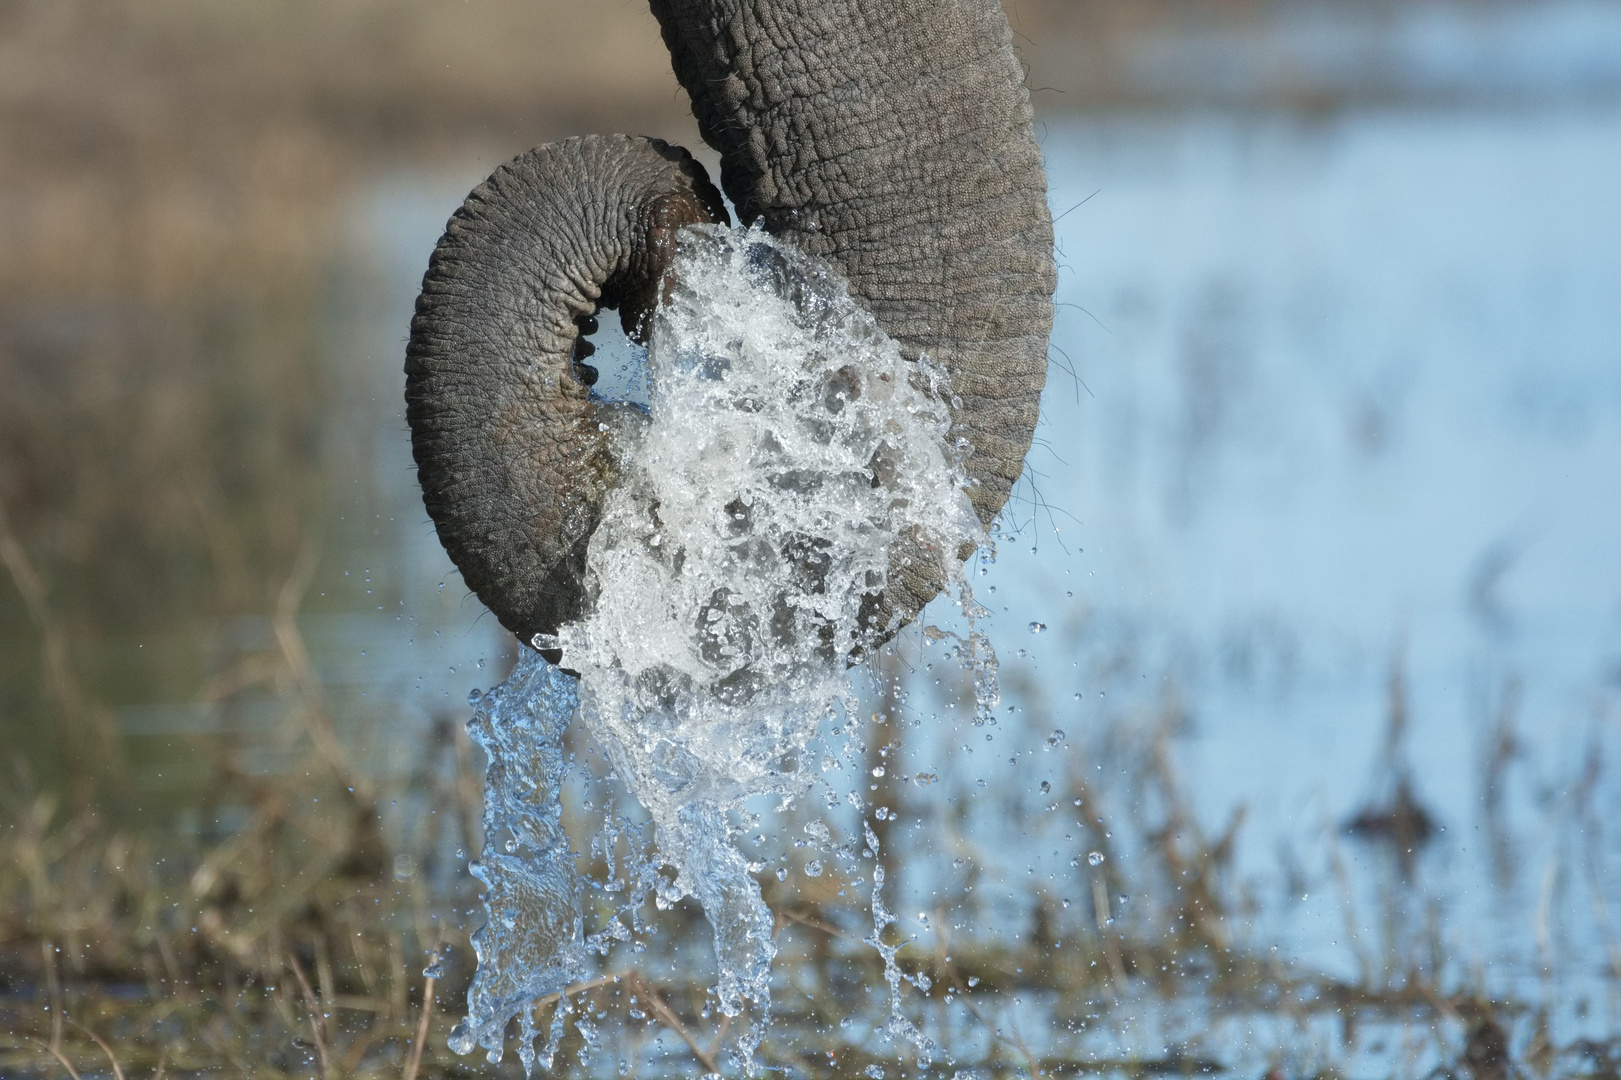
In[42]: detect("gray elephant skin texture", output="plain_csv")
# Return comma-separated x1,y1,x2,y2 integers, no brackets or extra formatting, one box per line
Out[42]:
404,0,1056,656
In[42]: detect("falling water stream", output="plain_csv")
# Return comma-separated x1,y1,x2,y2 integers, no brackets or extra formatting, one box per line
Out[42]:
446,226,995,1072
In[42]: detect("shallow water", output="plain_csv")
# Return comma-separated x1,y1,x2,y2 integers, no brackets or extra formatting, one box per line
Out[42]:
60,79,1620,1080
451,225,988,1071
1029,106,1619,897
953,104,1621,1056
359,101,1621,1072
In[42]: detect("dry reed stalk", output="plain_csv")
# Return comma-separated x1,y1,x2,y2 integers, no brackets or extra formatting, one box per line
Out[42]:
62,1018,126,1080
42,941,62,1052
401,973,435,1080
287,951,332,1080
626,971,719,1074
0,493,116,800
273,539,374,802
17,1036,84,1080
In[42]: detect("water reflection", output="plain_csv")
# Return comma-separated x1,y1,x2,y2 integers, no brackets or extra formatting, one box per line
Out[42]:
3,3,1619,1073
957,104,1621,1055
329,101,1615,1071
74,100,1621,1076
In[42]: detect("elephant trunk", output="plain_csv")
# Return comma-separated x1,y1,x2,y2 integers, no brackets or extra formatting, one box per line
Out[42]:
407,0,1054,648
405,136,727,650
650,0,1057,626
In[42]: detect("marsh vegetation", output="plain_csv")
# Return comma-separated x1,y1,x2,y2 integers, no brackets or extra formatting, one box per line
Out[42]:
3,1,1619,1076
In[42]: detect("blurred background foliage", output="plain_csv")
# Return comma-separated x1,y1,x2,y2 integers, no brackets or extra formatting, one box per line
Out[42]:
0,0,691,758
0,0,683,816
0,0,1445,803
8,0,1611,798
2,2,1619,1077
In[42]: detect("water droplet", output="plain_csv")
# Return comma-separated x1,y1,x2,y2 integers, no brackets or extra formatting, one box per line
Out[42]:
870,765,885,778
967,976,980,988
805,860,824,878
1088,851,1104,866
1039,780,1051,794
1046,728,1066,748
775,868,787,882
1028,621,1046,634
467,689,483,707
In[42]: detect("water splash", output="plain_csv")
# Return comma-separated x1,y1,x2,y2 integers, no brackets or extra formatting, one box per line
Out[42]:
863,822,939,1065
451,224,990,1071
447,655,586,1073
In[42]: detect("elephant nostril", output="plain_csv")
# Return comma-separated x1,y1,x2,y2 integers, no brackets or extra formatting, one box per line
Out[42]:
406,135,733,651
573,319,600,385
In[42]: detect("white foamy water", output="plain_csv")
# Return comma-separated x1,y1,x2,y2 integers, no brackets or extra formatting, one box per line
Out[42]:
450,225,986,1071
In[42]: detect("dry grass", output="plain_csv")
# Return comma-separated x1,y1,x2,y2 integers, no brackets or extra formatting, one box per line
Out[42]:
1,2,1614,1076
0,0,1521,787
3,638,1613,1078
0,0,702,800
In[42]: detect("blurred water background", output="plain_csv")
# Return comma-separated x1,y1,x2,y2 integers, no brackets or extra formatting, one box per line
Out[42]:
2,1,1619,1076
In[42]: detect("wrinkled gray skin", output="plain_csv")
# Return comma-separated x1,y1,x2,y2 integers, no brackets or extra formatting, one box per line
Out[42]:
406,0,1055,656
